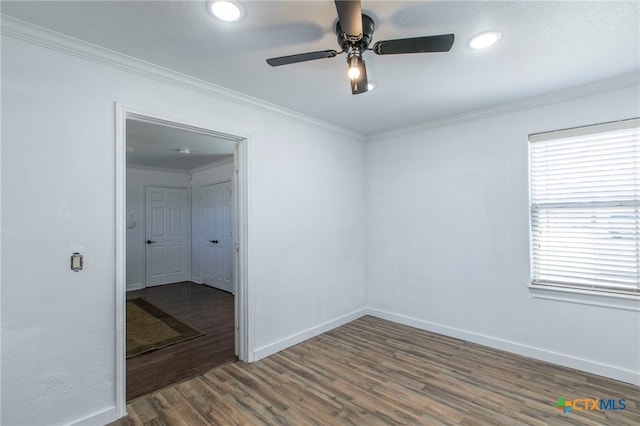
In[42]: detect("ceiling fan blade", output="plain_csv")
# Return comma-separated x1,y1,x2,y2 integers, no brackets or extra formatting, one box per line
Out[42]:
266,50,339,67
350,59,368,95
335,0,363,40
372,34,454,55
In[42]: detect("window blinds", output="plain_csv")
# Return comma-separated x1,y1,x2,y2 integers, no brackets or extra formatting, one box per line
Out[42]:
529,118,639,294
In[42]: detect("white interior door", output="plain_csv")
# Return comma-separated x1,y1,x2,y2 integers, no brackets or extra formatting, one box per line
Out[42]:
202,181,233,293
145,186,190,286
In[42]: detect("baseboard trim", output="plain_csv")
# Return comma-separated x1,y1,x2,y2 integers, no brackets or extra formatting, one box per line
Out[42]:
252,308,368,361
250,307,638,385
191,277,203,284
69,406,119,426
366,308,639,386
126,282,144,292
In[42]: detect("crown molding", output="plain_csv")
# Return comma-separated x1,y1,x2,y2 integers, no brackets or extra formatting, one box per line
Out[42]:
126,164,191,174
3,15,635,144
0,15,365,141
189,157,234,174
126,156,233,174
368,72,640,141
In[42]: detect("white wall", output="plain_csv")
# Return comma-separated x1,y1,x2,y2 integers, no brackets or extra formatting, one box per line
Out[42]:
125,167,190,290
190,159,234,284
366,85,640,385
1,29,366,425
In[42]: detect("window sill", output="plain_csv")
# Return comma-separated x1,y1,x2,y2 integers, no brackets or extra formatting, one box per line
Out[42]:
529,284,640,312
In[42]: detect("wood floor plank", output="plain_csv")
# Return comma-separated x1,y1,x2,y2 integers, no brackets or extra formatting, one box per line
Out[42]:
196,376,260,425
110,315,640,425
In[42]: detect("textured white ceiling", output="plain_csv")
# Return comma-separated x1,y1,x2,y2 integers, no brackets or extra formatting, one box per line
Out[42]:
2,1,639,136
126,119,235,171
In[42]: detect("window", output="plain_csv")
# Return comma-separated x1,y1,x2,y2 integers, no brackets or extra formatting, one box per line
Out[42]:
529,118,639,297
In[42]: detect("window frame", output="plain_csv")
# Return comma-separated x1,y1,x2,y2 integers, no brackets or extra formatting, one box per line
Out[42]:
528,118,640,310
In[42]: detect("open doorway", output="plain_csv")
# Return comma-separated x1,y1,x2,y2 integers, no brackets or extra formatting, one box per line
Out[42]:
115,107,248,407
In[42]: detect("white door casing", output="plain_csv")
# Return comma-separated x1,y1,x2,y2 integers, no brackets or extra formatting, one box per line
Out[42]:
145,186,190,286
202,181,233,293
116,106,250,419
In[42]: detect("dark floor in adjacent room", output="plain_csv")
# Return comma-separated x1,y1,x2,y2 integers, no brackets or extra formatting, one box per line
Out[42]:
126,282,236,401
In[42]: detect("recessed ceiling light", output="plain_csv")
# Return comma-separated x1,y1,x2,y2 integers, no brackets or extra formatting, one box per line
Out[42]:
208,0,244,22
468,31,502,49
367,82,376,92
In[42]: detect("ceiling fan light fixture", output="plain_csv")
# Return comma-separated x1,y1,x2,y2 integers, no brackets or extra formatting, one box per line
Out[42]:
347,55,361,80
208,0,244,22
468,31,502,49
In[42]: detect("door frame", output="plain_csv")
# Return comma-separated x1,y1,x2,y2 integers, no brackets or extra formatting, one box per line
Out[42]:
115,104,251,417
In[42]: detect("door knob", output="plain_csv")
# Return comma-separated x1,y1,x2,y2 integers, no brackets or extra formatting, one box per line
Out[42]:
146,240,156,244
210,240,219,244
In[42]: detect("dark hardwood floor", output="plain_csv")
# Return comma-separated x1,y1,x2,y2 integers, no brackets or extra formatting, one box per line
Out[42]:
126,282,236,401
112,315,639,425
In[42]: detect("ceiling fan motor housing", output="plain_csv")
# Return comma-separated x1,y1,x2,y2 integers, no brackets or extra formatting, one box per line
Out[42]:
336,14,375,51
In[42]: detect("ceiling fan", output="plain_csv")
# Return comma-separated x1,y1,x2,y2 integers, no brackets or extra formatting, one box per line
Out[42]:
266,0,454,95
